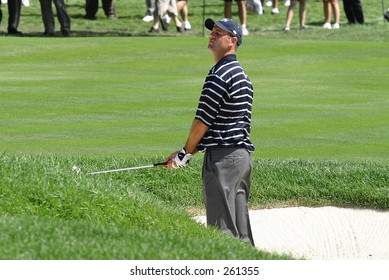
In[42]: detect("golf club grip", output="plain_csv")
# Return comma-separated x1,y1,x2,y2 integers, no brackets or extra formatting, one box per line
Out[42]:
153,162,168,166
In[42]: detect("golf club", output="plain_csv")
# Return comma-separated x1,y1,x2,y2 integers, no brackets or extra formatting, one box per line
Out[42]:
87,162,167,175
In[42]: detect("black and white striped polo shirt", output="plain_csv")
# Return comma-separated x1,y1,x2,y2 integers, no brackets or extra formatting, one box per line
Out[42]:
195,54,255,152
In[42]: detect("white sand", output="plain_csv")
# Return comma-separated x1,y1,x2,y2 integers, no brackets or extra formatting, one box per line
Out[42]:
195,206,389,260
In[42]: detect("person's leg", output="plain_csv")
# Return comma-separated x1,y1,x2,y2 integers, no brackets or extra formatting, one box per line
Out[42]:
342,0,354,23
284,0,297,29
177,0,190,30
353,0,364,24
298,0,306,27
235,188,254,246
237,0,248,35
224,0,232,18
0,4,3,25
7,0,22,33
150,0,170,31
237,0,246,25
39,0,55,34
330,0,340,27
143,0,155,21
150,0,160,31
85,0,98,19
166,0,183,31
272,0,279,14
177,0,186,21
53,0,70,35
234,149,254,246
202,150,239,239
102,0,115,17
203,148,254,245
322,0,332,28
146,0,155,15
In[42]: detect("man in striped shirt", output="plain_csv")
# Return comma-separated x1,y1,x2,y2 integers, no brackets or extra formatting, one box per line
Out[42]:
165,18,255,246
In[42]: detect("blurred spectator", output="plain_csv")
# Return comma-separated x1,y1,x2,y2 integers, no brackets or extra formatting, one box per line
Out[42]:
224,0,249,35
322,0,340,29
283,0,306,31
343,0,364,24
149,0,183,33
0,0,22,35
39,0,70,36
84,0,116,20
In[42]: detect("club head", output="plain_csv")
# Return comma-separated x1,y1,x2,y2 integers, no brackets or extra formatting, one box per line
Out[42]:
72,166,81,174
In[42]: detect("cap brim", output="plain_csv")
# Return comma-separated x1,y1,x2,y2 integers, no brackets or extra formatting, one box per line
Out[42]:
205,18,216,31
205,18,231,34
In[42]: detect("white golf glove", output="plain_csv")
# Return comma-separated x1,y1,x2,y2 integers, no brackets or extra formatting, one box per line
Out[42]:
173,148,192,168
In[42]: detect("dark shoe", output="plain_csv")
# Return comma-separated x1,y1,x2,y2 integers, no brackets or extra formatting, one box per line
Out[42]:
176,23,184,33
61,29,70,37
83,15,96,20
43,31,54,36
0,9,3,25
159,16,168,31
7,28,22,36
149,27,160,33
384,10,389,22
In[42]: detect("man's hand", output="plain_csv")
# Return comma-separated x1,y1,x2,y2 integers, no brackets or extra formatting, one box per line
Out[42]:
165,148,192,169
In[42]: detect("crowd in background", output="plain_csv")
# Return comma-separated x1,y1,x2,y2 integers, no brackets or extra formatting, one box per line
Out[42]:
0,0,388,37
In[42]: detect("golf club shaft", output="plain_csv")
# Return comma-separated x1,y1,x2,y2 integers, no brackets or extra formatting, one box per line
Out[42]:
88,162,167,175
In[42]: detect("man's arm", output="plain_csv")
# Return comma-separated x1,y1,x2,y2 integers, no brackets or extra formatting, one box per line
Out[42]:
183,118,209,154
165,118,209,168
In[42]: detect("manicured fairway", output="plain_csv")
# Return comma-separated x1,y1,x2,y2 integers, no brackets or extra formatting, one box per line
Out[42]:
1,37,388,162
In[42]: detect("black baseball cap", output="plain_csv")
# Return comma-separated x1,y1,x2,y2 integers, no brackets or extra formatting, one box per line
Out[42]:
205,18,243,46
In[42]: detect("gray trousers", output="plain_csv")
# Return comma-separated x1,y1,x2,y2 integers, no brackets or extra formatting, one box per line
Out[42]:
202,147,254,246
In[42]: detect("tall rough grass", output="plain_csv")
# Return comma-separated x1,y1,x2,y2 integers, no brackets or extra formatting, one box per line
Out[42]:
0,154,387,259
0,154,293,259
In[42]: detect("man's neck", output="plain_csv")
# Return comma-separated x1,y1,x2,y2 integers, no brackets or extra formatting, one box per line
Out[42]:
213,50,236,63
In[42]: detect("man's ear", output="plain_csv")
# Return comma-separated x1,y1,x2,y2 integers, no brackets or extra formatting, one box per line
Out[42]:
230,36,238,47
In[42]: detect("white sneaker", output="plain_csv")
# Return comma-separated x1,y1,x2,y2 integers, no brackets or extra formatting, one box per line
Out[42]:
184,21,191,30
283,26,290,31
271,8,280,14
242,25,249,36
1,0,7,4
142,15,153,22
284,0,290,6
22,0,30,6
162,14,171,24
323,22,332,29
266,0,272,6
332,23,340,29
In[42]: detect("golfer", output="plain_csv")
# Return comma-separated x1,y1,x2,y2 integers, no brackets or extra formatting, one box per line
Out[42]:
165,18,255,246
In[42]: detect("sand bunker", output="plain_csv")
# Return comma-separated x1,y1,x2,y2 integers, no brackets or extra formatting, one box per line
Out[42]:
196,206,389,260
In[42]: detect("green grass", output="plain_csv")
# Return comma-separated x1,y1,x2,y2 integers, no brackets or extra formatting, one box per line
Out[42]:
0,0,388,260
1,37,387,161
0,154,387,259
0,154,294,259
